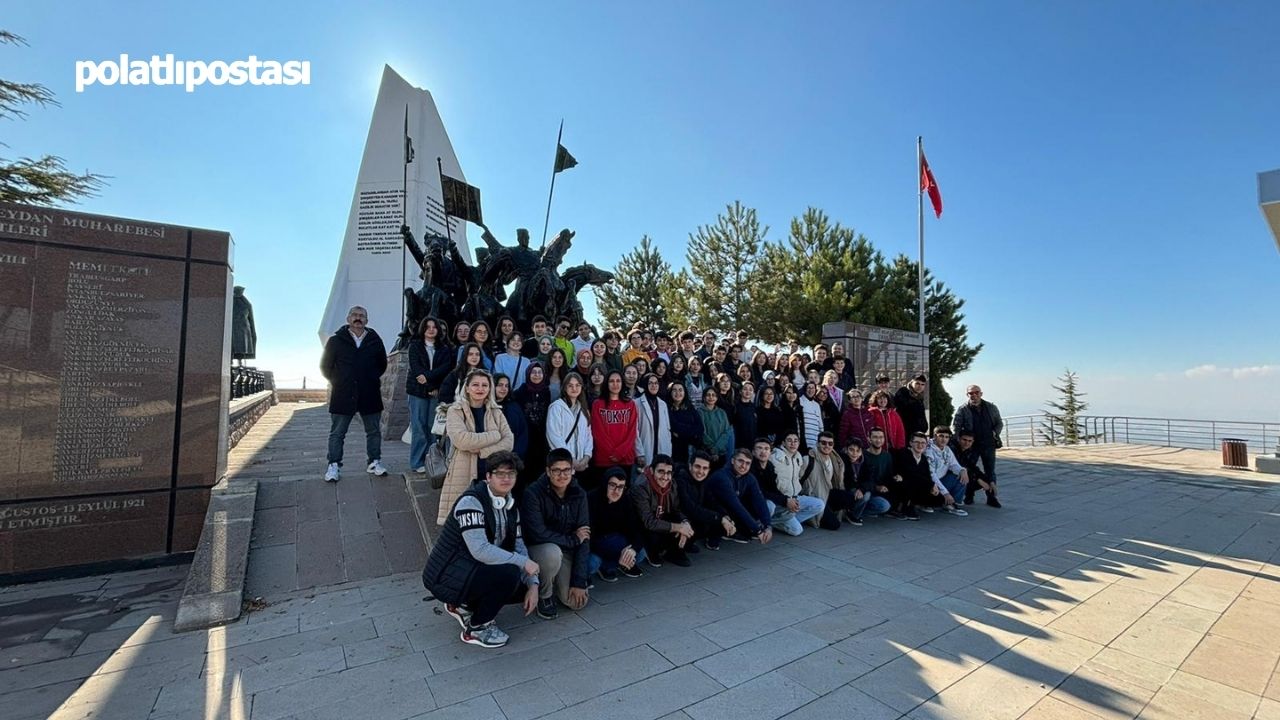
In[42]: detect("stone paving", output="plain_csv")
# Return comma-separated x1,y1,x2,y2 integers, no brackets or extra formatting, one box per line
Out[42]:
234,403,426,597
3,406,1280,719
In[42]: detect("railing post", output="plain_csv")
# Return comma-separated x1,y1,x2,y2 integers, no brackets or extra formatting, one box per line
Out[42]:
1211,420,1216,449
1126,418,1129,444
1166,419,1171,447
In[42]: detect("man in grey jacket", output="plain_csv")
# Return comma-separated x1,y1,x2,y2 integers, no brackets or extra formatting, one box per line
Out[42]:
952,385,1004,506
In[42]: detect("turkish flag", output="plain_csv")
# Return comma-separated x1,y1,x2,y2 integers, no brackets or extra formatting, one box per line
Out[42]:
920,152,942,218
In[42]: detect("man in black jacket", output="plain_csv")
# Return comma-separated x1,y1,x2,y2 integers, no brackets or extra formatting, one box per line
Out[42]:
953,385,1004,506
952,430,1000,507
893,432,941,520
677,451,737,550
320,306,389,482
893,374,929,438
522,448,592,619
706,449,774,544
588,467,647,582
421,452,539,649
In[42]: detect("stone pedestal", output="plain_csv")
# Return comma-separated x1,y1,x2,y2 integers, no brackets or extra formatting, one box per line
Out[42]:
1257,455,1280,475
380,350,410,441
0,203,232,578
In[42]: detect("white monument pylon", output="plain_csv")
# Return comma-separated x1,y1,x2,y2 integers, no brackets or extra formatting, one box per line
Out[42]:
318,65,470,344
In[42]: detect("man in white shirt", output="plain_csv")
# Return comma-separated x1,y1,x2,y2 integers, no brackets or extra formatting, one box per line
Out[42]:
923,426,969,516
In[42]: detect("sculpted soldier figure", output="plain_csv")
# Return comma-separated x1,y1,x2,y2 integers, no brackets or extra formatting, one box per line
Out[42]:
231,285,257,360
398,221,613,343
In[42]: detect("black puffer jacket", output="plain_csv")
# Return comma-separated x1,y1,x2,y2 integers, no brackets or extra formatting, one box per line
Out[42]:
422,483,521,604
321,326,388,415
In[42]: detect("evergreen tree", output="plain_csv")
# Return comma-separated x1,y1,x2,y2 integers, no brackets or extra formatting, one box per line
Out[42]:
752,208,885,344
1040,369,1097,445
1,31,105,205
670,201,766,332
871,255,983,425
593,235,674,332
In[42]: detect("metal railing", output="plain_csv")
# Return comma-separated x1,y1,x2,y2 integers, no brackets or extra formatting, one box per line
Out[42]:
1000,413,1279,453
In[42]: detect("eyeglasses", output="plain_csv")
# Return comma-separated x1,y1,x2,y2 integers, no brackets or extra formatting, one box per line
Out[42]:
967,391,982,396
548,467,573,476
606,482,627,490
818,440,834,446
490,470,517,480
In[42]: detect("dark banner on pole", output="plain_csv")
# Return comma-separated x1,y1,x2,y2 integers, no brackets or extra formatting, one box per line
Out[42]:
440,173,483,225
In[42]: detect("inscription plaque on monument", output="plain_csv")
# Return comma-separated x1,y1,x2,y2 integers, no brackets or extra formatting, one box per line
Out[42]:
822,321,930,393
0,203,233,577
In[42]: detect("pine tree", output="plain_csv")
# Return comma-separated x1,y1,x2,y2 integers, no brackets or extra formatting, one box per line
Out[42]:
751,208,884,344
670,201,766,332
1039,369,1097,445
593,235,674,332
0,31,106,205
870,255,983,425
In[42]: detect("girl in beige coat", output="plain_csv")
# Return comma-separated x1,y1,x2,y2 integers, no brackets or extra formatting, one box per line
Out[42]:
437,369,514,524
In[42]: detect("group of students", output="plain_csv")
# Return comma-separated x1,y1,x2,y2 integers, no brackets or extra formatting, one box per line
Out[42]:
413,316,1005,649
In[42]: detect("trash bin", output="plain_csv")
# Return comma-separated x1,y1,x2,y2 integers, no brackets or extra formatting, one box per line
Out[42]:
1221,439,1248,469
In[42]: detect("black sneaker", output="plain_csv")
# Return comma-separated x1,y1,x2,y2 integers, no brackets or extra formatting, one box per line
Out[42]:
620,563,644,578
725,533,751,544
987,495,1002,509
885,509,904,520
684,542,700,555
848,516,864,527
597,567,619,583
537,595,558,620
646,554,663,568
665,550,692,567
705,536,721,551
904,507,920,521
964,495,975,506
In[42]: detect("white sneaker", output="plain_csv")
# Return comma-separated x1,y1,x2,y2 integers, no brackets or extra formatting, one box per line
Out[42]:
367,460,389,477
919,506,935,513
324,463,340,482
414,466,427,474
944,506,969,517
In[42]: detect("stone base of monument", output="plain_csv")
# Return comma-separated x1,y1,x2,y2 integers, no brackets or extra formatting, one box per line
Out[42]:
380,350,411,442
173,476,259,632
1257,455,1280,475
403,472,441,553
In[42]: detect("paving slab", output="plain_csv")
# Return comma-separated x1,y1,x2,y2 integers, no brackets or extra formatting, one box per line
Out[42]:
5,434,1280,720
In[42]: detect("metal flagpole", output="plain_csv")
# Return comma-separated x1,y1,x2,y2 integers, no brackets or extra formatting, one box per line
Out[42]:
401,105,410,335
540,119,564,253
437,156,454,247
917,136,929,427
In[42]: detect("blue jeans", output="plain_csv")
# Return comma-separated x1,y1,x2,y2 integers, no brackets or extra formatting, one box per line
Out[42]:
328,412,381,466
587,532,648,574
863,496,891,517
766,496,825,536
407,394,438,470
940,471,966,503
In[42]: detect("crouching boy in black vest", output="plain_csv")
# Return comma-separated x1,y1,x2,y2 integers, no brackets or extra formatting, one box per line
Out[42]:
422,451,540,648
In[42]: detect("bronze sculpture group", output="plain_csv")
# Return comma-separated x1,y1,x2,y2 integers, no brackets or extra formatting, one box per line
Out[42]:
398,223,614,349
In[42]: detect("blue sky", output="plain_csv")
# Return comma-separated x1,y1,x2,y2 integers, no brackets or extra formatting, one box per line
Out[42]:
7,1,1279,420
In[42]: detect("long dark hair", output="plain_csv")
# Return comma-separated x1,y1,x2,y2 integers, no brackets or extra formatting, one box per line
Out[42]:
603,369,628,402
